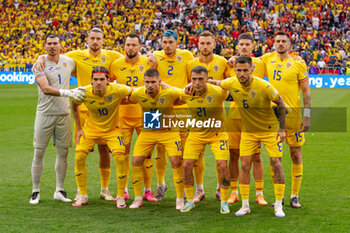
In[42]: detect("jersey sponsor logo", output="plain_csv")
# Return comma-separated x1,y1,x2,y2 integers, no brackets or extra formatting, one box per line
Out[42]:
142,99,148,102
206,95,213,104
121,68,126,71
233,89,239,93
159,96,165,104
101,56,106,64
213,64,219,72
176,55,183,63
89,101,96,104
48,67,54,71
250,90,257,98
107,95,113,103
83,58,89,61
143,110,161,129
139,65,145,73
286,62,292,68
271,61,276,63
159,58,165,61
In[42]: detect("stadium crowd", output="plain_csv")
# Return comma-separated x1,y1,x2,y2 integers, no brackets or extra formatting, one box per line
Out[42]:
1,0,350,73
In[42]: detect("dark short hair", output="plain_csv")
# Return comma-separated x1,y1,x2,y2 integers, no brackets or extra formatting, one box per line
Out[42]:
126,33,141,44
275,31,290,40
238,33,254,42
191,66,208,76
235,56,252,67
144,68,160,78
91,66,109,79
88,27,104,38
45,34,61,43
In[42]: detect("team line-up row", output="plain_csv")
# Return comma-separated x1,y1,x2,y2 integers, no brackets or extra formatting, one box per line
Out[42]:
29,29,310,218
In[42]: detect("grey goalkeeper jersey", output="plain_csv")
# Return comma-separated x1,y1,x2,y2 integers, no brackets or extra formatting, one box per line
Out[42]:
34,55,75,115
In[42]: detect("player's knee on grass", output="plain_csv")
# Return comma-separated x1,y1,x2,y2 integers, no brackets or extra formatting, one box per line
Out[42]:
169,155,182,168
290,146,302,164
98,144,110,168
229,149,239,162
125,143,131,155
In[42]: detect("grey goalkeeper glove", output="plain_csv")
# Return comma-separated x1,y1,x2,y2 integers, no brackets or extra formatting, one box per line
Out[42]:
59,87,86,101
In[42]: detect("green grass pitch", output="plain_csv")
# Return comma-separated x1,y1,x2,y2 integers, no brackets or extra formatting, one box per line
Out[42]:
0,85,350,232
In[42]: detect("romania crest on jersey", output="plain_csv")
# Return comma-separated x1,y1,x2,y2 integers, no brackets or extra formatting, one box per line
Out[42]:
63,62,67,68
286,62,292,68
213,64,219,72
206,95,213,104
101,56,106,64
107,95,113,103
176,55,182,63
250,90,257,99
159,96,165,104
252,64,256,72
139,65,145,73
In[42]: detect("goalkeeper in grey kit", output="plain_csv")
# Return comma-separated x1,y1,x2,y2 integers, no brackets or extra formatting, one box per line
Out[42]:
29,34,85,204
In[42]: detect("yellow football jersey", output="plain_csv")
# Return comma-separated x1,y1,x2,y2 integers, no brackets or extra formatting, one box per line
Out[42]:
221,77,280,133
153,49,194,88
261,52,308,121
75,83,132,133
109,55,151,119
129,86,182,132
187,54,233,81
228,56,266,119
179,84,228,137
66,49,122,111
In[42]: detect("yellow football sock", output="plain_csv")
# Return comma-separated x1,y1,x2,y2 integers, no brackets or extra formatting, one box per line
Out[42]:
143,157,153,188
274,183,285,201
270,165,275,184
255,180,264,193
172,166,184,198
155,145,167,184
291,163,303,196
114,154,127,197
99,167,111,189
184,185,194,201
194,153,205,186
125,152,130,190
131,165,143,197
75,152,88,195
220,186,230,202
230,179,239,192
239,184,250,201
216,163,220,186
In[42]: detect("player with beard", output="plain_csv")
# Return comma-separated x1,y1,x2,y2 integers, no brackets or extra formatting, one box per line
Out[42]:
109,33,156,203
226,33,267,205
152,30,194,201
261,31,310,208
186,31,233,202
34,28,157,201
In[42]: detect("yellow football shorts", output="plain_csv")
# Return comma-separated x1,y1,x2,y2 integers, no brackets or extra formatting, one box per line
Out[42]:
227,118,262,154
73,110,88,144
184,132,229,161
286,131,305,147
75,128,125,155
240,132,282,157
119,117,142,145
133,131,182,157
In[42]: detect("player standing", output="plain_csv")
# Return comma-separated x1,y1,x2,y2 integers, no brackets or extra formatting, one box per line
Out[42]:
109,33,156,202
30,35,85,204
152,30,194,200
261,31,311,208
